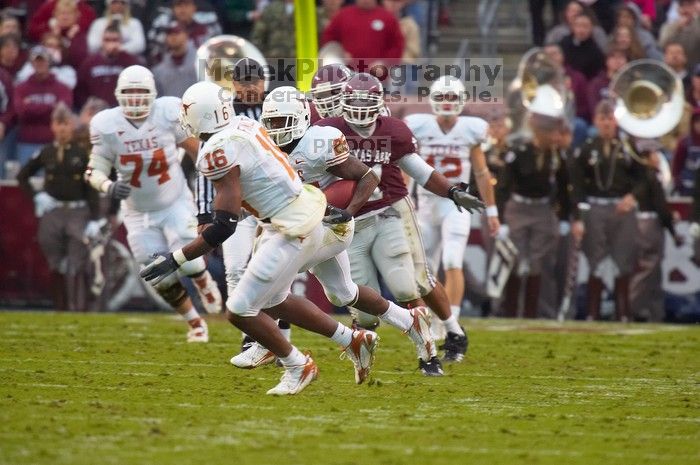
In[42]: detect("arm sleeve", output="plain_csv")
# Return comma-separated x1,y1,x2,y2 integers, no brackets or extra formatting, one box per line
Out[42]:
397,153,435,186
385,15,405,60
497,152,516,223
556,153,573,221
16,151,43,197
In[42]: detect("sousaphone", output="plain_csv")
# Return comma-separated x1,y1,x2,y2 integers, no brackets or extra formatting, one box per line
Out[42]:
196,35,269,92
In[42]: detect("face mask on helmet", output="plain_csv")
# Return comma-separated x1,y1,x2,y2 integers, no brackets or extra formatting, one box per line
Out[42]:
430,90,464,116
262,114,300,146
117,88,156,119
311,84,344,118
342,92,384,126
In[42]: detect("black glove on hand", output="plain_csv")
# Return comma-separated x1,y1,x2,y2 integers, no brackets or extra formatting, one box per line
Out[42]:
323,205,353,224
448,182,486,213
140,253,178,286
108,181,132,200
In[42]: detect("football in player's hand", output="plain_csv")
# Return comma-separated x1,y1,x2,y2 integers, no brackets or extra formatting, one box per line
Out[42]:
323,180,358,209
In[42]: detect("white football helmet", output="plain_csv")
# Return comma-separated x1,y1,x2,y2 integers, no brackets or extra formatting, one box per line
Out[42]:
115,65,157,119
179,81,234,138
429,76,466,116
260,86,310,146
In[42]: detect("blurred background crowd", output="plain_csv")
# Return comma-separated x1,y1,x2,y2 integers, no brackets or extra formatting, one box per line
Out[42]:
0,0,698,322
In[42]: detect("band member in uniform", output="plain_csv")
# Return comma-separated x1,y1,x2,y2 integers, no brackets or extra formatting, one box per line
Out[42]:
498,85,582,318
571,100,646,322
17,103,101,311
630,149,683,322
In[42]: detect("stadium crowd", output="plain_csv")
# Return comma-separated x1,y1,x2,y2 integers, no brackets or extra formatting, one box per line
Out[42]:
0,0,699,325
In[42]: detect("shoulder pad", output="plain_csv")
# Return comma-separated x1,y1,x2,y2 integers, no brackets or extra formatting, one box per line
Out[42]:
459,116,489,142
153,96,182,124
89,108,120,135
403,113,432,130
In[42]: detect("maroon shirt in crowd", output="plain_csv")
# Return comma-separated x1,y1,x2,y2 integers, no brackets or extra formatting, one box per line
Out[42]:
0,68,15,133
315,115,414,217
565,65,590,122
13,73,72,143
76,51,141,109
321,5,404,69
586,71,612,119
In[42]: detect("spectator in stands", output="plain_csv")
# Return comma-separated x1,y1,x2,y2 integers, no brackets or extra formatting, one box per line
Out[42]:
251,0,296,59
529,0,565,46
27,0,97,43
0,34,26,77
13,45,73,166
16,103,100,312
318,0,344,39
76,24,141,109
689,64,700,109
586,48,627,121
628,0,656,30
384,0,420,94
672,108,700,195
0,67,15,178
0,12,22,37
87,0,146,56
15,32,77,90
46,0,90,69
614,3,663,61
544,42,590,123
153,22,198,97
560,12,606,79
545,1,608,52
221,0,259,39
322,0,404,74
664,41,691,92
660,0,700,73
148,0,222,64
608,25,646,61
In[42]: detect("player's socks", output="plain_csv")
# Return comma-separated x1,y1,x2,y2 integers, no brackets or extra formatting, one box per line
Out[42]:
443,315,464,336
279,346,306,367
183,308,202,327
278,320,292,342
330,323,353,347
378,302,413,332
450,305,461,319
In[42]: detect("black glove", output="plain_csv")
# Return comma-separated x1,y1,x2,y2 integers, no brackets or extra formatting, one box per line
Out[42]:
140,253,178,286
108,181,132,200
448,182,485,213
323,205,352,224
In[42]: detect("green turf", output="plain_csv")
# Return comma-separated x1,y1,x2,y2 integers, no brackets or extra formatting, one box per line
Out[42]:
0,312,698,465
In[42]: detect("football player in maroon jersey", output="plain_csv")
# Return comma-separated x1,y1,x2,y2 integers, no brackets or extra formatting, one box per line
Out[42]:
315,73,483,369
309,63,354,124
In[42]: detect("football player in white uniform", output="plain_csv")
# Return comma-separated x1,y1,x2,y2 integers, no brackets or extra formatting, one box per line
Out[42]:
85,66,222,342
404,76,500,354
141,81,381,395
228,86,440,373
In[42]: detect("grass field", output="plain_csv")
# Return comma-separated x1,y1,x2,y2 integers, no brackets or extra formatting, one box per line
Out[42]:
0,312,698,465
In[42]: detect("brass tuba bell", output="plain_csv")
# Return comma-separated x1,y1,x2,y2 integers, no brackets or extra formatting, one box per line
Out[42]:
609,59,684,139
196,35,269,93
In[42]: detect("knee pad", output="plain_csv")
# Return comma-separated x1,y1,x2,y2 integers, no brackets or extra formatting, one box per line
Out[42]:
178,256,206,277
442,237,467,270
324,281,359,307
153,274,187,307
226,292,261,318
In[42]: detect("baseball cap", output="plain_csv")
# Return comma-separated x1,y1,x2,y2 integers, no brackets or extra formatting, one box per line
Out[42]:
232,58,265,82
29,45,51,61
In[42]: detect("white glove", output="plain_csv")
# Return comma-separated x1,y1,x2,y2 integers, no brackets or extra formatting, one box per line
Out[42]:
496,224,510,240
83,218,107,241
559,221,571,236
689,222,700,239
34,192,58,217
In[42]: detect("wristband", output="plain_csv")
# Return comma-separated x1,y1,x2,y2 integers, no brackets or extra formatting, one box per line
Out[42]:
486,205,498,217
173,249,187,266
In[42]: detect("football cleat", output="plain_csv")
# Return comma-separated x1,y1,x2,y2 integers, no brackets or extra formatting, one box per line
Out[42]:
440,327,468,363
405,306,437,362
230,342,276,369
419,356,444,377
266,354,319,395
187,319,209,343
340,330,379,384
194,274,223,314
429,312,447,341
240,334,255,352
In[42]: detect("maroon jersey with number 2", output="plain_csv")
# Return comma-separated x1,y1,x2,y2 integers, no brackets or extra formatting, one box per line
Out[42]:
315,116,416,216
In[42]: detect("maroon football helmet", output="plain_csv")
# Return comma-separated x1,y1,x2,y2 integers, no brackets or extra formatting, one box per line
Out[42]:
310,64,354,118
341,73,385,126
